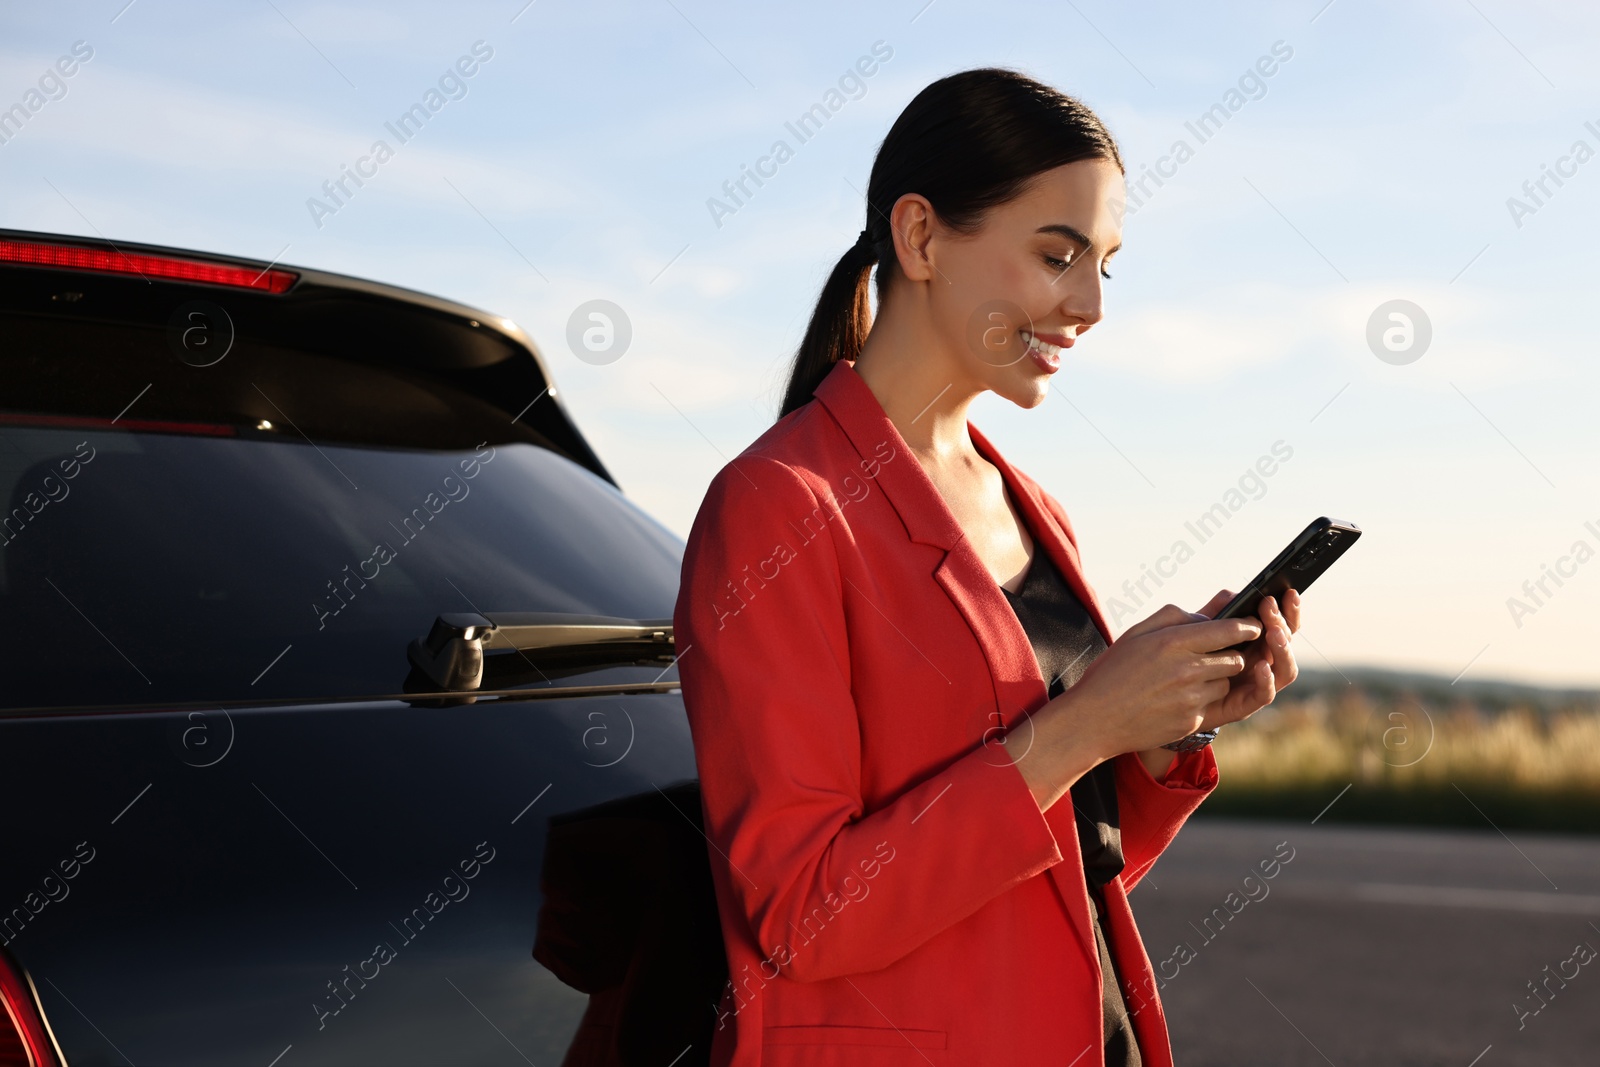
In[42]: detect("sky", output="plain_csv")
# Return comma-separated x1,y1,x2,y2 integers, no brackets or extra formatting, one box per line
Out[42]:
4,0,1599,687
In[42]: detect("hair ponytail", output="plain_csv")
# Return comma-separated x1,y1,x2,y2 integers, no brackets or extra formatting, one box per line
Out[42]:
777,68,1123,421
779,230,881,419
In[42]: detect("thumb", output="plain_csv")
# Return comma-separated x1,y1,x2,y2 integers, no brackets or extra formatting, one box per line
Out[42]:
1196,589,1235,619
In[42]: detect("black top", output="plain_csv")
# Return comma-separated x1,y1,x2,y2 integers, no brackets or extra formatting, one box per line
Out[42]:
999,537,1142,1066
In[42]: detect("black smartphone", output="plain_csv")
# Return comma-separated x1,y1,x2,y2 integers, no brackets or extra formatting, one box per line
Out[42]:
1213,517,1361,650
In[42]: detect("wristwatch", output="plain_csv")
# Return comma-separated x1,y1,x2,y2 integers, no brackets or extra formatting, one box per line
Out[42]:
1162,727,1219,753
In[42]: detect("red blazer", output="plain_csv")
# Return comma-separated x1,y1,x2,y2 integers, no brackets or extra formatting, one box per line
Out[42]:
674,358,1218,1066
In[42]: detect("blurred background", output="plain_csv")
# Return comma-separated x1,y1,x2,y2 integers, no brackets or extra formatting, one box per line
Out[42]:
5,1,1599,1062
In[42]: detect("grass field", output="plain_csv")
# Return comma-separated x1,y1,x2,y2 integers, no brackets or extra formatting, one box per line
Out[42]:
1201,667,1600,833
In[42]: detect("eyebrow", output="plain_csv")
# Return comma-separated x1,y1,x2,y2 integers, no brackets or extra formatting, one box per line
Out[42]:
1035,223,1122,257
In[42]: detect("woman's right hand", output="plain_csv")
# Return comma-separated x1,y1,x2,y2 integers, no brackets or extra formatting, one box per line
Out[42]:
1002,603,1262,809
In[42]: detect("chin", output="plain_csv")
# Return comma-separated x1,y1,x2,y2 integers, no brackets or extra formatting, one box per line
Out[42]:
993,376,1051,409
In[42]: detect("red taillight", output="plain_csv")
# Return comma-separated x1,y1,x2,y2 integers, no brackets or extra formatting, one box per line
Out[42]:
0,237,297,293
0,949,62,1067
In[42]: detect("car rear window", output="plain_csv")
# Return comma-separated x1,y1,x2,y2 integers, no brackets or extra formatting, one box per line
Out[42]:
0,425,684,710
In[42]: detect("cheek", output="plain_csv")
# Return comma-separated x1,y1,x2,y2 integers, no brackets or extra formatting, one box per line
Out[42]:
930,240,1053,380
941,247,1029,327
975,240,1050,306
985,246,1032,292
1017,269,1071,322
947,234,1026,292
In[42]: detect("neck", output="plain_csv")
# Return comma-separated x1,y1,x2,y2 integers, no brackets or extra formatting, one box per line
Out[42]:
852,295,983,464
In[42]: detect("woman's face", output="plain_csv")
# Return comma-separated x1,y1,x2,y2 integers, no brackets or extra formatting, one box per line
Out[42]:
909,157,1125,409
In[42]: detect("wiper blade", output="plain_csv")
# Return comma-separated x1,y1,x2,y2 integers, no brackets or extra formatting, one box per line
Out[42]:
406,612,674,692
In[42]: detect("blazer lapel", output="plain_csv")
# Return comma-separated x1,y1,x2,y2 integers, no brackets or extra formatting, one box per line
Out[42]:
812,360,1102,975
811,359,1112,706
968,422,1114,980
811,360,1041,718
969,422,1114,649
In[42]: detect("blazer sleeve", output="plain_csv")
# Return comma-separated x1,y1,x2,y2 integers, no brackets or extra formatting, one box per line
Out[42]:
1113,747,1218,891
674,455,1065,983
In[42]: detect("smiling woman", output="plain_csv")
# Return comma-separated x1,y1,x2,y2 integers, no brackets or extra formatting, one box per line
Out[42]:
676,68,1303,1067
778,68,1127,417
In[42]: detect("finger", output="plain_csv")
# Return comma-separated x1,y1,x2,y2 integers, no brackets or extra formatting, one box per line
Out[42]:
1234,659,1275,719
1123,603,1208,640
1269,632,1298,690
1239,636,1273,674
1192,651,1249,679
1196,589,1235,618
1211,679,1235,710
1169,616,1263,653
1196,677,1232,706
1263,596,1292,648
1218,659,1275,725
1255,656,1277,705
1281,587,1302,633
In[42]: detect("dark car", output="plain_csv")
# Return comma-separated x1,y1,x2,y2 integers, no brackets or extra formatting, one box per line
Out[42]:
0,231,723,1066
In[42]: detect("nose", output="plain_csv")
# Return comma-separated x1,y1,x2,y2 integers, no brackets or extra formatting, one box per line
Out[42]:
1052,270,1105,335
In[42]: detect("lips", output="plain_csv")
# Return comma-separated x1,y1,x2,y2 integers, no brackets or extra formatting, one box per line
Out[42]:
1019,328,1071,372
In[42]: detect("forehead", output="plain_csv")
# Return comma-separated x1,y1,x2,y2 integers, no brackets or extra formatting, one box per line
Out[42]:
997,158,1125,247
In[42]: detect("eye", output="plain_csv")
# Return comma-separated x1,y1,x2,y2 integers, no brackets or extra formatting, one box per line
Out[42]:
1045,251,1112,280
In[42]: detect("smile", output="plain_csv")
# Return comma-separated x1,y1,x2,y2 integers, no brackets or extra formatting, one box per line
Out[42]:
1019,328,1070,373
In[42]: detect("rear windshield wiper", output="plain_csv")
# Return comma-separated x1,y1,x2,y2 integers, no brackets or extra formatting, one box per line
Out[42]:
406,612,674,692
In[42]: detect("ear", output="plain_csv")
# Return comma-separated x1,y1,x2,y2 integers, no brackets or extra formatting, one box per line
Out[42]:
887,193,940,284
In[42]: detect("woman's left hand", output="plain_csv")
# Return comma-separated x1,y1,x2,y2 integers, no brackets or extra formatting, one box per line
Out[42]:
1193,587,1301,729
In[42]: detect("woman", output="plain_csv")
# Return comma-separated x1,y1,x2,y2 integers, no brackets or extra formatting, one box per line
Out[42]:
673,68,1301,1066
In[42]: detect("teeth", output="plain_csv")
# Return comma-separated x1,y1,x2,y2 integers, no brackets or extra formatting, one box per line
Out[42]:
1019,329,1062,360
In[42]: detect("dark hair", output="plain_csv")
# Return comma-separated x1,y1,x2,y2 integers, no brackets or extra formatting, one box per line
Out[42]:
778,68,1125,419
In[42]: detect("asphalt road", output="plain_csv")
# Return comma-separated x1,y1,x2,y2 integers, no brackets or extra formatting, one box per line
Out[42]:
1131,817,1600,1067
